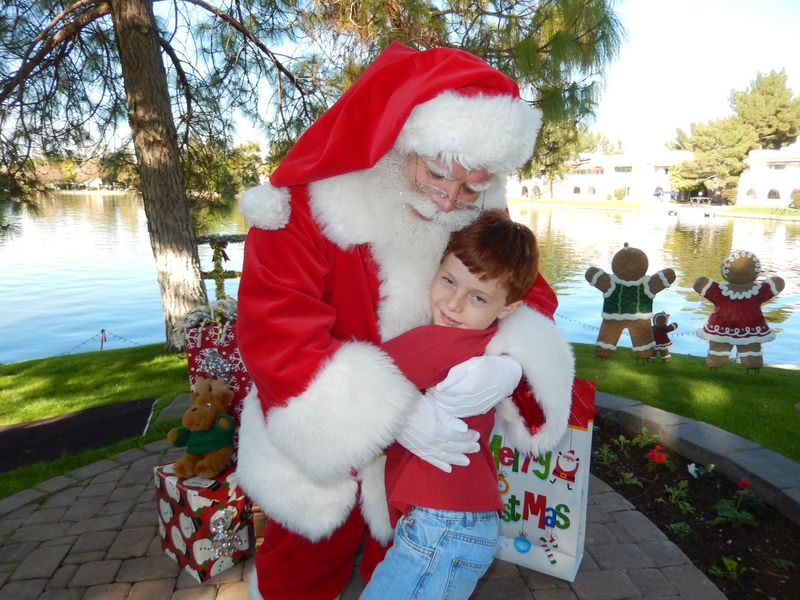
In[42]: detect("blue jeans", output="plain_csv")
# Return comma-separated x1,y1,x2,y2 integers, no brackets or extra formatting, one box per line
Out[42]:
361,507,499,600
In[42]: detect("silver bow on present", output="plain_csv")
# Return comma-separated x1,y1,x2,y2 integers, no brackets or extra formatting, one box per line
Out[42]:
209,506,238,559
198,348,232,382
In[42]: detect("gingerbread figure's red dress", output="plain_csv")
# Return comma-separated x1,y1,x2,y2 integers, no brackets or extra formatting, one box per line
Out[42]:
694,250,785,369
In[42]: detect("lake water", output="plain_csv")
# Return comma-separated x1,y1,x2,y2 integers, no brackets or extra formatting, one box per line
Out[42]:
1,193,798,366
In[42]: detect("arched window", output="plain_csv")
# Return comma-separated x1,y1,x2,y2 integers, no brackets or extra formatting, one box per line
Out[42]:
521,186,529,197
532,186,541,198
588,187,596,195
655,187,663,194
768,189,780,200
573,186,581,194
746,189,757,199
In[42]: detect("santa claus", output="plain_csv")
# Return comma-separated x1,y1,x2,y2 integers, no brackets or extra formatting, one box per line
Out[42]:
235,42,576,599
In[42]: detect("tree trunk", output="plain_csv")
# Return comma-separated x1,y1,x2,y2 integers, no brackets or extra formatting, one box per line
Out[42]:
109,0,208,350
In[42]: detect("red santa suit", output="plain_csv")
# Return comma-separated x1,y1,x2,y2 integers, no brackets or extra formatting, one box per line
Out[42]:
234,42,575,600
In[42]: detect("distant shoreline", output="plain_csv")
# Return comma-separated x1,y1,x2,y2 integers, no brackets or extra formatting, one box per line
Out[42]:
508,198,800,222
50,189,137,196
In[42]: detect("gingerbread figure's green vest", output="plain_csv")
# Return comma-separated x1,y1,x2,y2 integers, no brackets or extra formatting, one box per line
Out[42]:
601,277,654,318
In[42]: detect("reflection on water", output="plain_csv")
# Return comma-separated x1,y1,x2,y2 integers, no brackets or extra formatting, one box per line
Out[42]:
1,194,798,365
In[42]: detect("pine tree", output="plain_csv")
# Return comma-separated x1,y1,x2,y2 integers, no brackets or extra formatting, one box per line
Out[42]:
731,70,800,150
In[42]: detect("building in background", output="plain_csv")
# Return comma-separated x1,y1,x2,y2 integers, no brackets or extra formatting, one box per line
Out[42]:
512,150,691,202
736,142,800,207
512,145,798,208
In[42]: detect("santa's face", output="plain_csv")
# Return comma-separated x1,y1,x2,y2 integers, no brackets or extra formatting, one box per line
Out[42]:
404,154,491,219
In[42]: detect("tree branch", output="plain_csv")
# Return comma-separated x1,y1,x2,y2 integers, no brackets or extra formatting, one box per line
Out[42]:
158,37,193,148
183,0,307,95
0,2,110,106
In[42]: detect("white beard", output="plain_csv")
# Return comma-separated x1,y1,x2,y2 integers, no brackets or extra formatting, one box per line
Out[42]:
365,151,479,237
309,151,480,341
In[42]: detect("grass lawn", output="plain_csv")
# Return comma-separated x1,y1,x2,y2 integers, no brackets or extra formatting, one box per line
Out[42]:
0,342,797,500
573,344,799,463
0,344,187,499
0,344,187,425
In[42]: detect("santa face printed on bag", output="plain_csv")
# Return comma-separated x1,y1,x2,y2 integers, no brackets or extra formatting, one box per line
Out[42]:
550,450,580,490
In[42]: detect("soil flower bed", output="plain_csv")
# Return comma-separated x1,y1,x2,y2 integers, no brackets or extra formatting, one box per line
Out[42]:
590,412,799,600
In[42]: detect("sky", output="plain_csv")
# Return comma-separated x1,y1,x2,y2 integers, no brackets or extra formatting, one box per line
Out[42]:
591,0,800,154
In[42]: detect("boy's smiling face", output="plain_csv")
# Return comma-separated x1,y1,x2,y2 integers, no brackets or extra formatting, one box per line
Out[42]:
430,253,521,330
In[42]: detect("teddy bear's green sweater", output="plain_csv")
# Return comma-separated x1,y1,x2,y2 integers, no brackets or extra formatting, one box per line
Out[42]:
173,414,234,454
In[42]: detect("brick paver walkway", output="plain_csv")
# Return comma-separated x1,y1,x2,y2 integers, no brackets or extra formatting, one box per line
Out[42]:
4,390,798,599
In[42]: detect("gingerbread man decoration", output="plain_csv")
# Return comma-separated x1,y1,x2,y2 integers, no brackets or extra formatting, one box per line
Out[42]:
694,250,784,370
585,243,676,359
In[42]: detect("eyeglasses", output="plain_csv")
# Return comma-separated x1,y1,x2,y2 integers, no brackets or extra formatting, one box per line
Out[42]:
414,156,489,212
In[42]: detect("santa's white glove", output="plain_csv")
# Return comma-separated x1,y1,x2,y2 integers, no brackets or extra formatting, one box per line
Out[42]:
396,394,480,473
428,355,523,419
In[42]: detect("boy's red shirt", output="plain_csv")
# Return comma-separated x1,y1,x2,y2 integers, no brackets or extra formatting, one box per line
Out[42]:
381,324,503,526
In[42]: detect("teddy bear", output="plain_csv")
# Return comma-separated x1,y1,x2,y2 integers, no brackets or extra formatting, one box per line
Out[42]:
694,250,785,370
585,243,676,359
651,311,678,362
167,377,235,479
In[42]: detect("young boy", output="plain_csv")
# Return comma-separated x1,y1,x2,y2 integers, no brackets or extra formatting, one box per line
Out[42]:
362,209,539,599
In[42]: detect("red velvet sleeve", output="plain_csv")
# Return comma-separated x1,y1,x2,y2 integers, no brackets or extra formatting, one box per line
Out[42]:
236,197,341,409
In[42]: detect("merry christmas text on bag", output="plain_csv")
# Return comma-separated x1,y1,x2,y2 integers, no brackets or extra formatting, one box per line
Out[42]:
491,378,596,582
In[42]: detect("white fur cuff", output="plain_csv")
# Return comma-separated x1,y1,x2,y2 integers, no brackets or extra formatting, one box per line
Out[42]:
264,342,419,483
487,307,575,456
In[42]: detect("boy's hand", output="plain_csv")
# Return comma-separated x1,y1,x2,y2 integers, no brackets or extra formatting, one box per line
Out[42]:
431,355,522,418
396,394,480,473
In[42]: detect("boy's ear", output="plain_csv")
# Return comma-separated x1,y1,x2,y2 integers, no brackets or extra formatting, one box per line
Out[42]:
497,299,523,321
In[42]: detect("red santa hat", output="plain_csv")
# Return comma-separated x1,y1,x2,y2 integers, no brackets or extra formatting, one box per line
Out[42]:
269,42,542,188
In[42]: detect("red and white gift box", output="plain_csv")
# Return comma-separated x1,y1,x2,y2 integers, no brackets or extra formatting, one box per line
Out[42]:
185,320,251,427
154,463,252,582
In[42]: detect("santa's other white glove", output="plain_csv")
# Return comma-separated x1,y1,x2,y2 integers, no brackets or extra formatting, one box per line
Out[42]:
396,394,480,473
429,355,522,419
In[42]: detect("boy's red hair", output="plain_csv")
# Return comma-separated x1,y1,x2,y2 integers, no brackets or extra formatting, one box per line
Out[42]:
444,209,539,303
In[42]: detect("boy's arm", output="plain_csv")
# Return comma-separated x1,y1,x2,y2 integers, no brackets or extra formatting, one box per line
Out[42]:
426,355,522,418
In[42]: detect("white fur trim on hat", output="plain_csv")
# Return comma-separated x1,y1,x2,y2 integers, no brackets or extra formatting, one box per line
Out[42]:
238,183,291,230
487,306,575,456
394,90,542,174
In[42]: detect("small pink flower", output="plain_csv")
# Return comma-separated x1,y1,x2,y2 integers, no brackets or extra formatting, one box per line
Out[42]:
737,477,752,490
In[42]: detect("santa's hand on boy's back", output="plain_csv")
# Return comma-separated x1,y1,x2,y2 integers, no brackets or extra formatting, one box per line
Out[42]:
396,394,480,473
432,355,523,418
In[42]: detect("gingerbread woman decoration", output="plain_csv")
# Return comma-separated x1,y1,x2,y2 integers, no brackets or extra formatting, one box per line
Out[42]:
585,243,676,359
694,250,785,370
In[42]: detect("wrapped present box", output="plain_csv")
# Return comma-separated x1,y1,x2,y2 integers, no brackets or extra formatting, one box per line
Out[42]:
185,319,251,427
154,463,252,582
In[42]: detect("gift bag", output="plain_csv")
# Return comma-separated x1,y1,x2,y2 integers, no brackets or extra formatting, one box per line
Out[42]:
176,299,252,429
185,319,251,424
491,378,595,582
